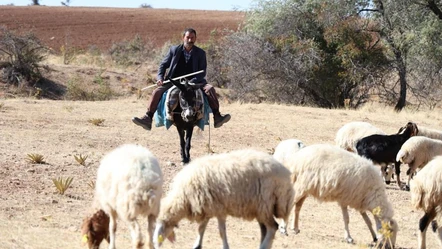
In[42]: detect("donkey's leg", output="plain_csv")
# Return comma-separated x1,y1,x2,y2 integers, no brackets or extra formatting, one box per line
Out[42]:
183,126,194,164
176,127,187,163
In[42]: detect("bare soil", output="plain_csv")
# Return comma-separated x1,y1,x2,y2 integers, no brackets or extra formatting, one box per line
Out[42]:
1,97,442,249
1,5,442,249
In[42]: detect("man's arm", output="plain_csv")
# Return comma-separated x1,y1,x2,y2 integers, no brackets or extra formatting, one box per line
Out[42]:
190,47,207,83
157,47,175,81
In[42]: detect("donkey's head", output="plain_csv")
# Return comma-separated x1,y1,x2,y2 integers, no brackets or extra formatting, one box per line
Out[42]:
169,78,197,123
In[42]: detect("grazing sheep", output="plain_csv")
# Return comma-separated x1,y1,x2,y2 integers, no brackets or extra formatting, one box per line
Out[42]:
410,156,442,249
396,136,442,188
356,121,418,189
335,121,385,152
95,144,163,249
153,149,294,249
273,139,306,166
417,126,442,141
285,144,398,248
81,208,110,249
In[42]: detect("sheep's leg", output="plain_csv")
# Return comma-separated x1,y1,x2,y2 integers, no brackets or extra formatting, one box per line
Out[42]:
108,210,117,249
340,205,354,243
216,217,230,249
259,222,267,244
360,211,377,242
259,219,278,249
394,162,402,189
128,219,144,249
380,164,391,185
432,221,442,248
291,195,307,233
418,211,436,249
193,219,209,249
146,214,156,249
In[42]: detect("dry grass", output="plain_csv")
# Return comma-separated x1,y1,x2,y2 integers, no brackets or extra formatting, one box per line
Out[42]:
1,96,441,249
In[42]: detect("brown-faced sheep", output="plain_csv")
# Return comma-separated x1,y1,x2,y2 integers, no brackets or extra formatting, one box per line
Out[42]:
285,144,398,248
153,149,294,249
81,209,110,249
89,144,163,249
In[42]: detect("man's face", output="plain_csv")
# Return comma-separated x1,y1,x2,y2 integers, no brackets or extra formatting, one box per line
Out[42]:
183,31,196,49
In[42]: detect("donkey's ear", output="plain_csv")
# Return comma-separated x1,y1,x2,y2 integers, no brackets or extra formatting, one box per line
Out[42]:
168,77,186,92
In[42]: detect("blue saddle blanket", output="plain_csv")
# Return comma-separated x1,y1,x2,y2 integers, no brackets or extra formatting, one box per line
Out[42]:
154,87,211,131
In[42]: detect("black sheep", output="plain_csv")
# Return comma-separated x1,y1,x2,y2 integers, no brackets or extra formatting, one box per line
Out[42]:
356,122,418,190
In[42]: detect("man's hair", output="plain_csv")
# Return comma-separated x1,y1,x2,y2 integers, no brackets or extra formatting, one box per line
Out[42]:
183,28,197,37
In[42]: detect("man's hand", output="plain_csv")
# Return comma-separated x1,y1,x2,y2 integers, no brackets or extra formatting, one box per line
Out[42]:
156,79,164,86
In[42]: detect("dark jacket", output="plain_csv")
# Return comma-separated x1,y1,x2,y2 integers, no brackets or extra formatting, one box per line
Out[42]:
157,44,207,84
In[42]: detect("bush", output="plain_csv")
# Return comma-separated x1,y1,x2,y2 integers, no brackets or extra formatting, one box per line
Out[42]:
108,35,153,67
0,26,47,85
65,74,116,101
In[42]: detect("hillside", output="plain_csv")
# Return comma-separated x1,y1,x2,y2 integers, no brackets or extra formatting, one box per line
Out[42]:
0,6,245,51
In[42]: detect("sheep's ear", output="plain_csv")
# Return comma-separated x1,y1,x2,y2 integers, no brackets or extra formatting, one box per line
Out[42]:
167,231,176,243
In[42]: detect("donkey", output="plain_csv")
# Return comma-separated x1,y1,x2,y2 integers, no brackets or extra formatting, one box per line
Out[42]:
167,77,204,164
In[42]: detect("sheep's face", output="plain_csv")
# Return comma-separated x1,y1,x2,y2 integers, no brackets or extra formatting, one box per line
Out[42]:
80,210,110,249
153,221,176,248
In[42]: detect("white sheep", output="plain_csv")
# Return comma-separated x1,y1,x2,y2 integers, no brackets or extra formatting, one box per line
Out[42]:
273,139,306,166
94,144,163,249
285,144,398,247
396,136,442,188
410,156,442,249
153,149,294,249
335,121,385,153
417,126,442,140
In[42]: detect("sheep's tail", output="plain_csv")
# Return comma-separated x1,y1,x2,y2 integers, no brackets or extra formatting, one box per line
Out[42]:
396,149,408,163
144,189,158,207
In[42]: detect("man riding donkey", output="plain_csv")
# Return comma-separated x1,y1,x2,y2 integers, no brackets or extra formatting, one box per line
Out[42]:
132,28,231,130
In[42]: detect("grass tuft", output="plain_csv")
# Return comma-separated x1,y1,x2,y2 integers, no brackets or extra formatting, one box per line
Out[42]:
88,118,105,126
27,153,46,164
74,154,88,166
87,180,95,190
52,177,74,195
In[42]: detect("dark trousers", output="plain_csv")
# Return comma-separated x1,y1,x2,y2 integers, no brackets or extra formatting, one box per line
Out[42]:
147,83,220,116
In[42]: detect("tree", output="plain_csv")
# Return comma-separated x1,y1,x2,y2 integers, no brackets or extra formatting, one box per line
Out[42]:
31,0,40,5
364,0,442,111
223,0,389,108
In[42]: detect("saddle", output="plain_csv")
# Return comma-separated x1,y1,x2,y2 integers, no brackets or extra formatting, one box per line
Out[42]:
165,86,205,122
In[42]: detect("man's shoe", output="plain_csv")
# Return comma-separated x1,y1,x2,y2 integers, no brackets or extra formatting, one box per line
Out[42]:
214,114,231,128
132,115,152,130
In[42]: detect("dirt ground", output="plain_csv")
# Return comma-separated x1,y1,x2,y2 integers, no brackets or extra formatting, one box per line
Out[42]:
1,5,442,249
1,97,442,249
0,6,245,51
